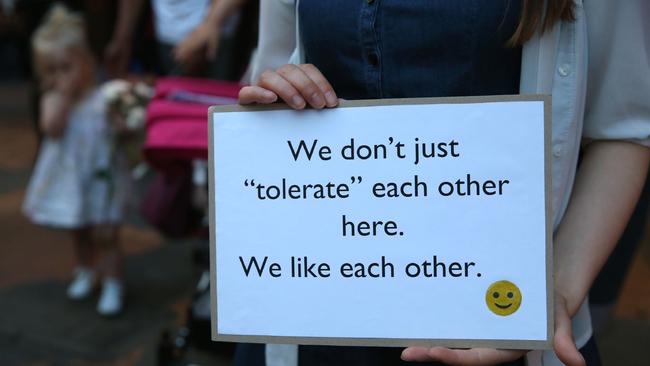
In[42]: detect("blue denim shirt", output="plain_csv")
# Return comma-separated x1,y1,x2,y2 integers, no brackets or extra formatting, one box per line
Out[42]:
299,0,522,99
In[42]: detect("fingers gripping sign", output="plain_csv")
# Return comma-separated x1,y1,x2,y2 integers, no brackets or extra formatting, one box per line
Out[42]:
239,64,338,109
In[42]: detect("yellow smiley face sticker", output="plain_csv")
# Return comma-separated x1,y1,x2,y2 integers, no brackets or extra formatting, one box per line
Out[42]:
486,280,522,316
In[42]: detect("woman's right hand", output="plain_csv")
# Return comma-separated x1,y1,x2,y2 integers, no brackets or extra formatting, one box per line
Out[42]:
239,64,339,110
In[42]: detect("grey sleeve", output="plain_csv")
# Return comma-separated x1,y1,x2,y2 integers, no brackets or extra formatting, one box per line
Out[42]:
247,0,297,85
583,0,650,147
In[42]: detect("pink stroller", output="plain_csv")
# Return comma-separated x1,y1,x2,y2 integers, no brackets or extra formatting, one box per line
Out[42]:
143,77,242,359
141,77,241,238
144,77,241,168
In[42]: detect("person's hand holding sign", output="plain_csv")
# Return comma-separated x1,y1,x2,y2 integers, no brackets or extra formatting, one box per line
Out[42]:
401,292,586,366
239,64,339,109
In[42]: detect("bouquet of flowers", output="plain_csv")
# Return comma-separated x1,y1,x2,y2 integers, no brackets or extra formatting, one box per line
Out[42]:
102,79,154,167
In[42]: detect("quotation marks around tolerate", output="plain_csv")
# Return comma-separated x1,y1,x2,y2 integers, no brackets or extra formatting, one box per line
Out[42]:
242,177,364,200
245,177,362,187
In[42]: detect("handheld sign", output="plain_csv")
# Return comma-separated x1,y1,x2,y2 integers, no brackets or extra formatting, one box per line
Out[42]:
208,95,552,350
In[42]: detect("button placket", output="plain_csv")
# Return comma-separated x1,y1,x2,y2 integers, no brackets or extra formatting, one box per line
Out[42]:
360,0,382,97
558,64,571,77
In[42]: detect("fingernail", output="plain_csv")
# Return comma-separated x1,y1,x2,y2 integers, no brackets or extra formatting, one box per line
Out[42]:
309,92,325,108
325,91,338,107
262,90,276,101
292,95,306,109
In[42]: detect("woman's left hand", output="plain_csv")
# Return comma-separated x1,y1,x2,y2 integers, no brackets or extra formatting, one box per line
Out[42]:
401,293,586,366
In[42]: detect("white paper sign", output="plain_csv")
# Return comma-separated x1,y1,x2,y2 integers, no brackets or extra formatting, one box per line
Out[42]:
209,96,552,350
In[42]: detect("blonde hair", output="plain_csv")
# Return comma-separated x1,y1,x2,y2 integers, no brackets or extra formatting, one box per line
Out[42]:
32,4,91,78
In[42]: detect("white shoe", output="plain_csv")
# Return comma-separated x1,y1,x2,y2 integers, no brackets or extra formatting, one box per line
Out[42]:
97,278,124,316
67,267,96,300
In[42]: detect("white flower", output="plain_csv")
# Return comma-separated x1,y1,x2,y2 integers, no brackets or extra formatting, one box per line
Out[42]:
121,92,137,107
134,82,154,99
102,80,131,103
126,107,146,130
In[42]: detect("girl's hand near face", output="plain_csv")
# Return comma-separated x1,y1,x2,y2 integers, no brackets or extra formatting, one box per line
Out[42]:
239,64,339,110
54,60,89,99
40,91,73,139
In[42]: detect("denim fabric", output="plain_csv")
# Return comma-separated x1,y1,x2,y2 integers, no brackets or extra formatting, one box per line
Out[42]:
293,2,524,366
299,0,522,99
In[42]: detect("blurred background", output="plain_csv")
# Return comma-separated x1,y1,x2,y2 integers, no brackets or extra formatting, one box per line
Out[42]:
0,1,648,365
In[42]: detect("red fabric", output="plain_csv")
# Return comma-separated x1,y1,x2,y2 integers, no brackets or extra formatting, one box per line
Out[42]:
143,77,242,169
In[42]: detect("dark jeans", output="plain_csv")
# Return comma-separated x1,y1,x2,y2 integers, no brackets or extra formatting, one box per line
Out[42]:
234,337,601,366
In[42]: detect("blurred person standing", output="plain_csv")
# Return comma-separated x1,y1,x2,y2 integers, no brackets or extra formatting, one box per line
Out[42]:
105,0,257,79
23,4,130,316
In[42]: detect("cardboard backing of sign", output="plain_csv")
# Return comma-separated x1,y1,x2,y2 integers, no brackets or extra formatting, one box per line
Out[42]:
207,95,553,350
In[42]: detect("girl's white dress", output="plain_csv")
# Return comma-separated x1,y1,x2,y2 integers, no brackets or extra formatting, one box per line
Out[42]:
23,88,129,229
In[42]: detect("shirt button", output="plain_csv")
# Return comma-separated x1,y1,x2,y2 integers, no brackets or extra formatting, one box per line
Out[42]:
553,144,563,158
558,64,571,77
368,52,379,66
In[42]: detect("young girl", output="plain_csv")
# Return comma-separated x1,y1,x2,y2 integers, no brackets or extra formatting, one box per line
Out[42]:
237,0,650,365
23,4,128,316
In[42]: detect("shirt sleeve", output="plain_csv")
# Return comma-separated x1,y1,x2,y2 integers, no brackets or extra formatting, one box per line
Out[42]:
583,0,650,147
247,0,297,84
